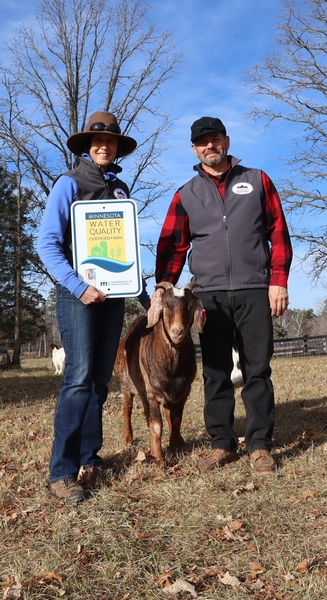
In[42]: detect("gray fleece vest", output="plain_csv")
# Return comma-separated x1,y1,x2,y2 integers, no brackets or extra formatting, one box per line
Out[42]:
179,157,271,291
62,157,130,266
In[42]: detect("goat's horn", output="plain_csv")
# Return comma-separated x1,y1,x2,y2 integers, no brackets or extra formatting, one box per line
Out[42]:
184,281,202,291
155,282,174,291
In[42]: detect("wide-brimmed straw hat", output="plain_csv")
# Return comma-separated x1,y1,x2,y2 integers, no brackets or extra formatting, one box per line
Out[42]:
66,111,137,158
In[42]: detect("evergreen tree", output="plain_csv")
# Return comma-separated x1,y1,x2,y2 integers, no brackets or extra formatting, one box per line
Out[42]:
0,166,45,365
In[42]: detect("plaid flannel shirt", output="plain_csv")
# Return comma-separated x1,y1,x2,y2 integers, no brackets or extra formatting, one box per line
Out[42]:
156,166,292,288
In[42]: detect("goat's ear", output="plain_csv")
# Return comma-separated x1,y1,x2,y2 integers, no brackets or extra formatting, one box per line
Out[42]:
146,297,163,328
193,302,206,333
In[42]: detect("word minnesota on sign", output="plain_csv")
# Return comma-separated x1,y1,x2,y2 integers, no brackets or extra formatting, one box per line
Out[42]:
71,200,142,298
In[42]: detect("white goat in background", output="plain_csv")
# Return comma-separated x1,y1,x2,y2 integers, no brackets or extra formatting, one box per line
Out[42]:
49,343,65,375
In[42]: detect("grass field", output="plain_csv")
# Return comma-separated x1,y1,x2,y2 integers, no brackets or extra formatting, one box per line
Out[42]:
1,354,327,599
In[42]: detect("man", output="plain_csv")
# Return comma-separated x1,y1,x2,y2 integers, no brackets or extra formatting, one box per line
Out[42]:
153,116,292,475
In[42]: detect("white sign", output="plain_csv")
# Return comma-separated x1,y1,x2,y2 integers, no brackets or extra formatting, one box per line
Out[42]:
71,199,142,298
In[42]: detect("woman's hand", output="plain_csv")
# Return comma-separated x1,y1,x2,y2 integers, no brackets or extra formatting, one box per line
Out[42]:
79,286,107,305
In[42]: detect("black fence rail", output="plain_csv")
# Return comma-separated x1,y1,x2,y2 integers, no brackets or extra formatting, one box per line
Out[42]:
194,334,327,360
273,335,327,359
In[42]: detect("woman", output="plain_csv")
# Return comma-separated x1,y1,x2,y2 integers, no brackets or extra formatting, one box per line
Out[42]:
38,111,149,503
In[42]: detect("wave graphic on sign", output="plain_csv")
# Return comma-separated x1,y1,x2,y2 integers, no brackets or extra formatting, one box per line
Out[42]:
81,257,134,272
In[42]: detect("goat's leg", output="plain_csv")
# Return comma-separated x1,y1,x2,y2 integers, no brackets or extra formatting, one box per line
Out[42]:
123,390,134,444
165,402,186,453
148,395,164,464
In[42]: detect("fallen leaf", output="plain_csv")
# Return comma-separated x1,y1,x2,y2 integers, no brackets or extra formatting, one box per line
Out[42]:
134,529,153,541
135,450,147,462
162,579,197,597
250,562,266,577
222,524,238,540
3,575,23,599
22,505,40,515
232,483,255,496
289,489,319,504
156,572,173,588
39,571,63,584
302,490,318,499
229,519,243,531
296,559,309,572
187,567,225,584
219,571,241,587
22,460,36,470
7,512,18,523
252,578,265,589
216,513,233,522
48,584,66,597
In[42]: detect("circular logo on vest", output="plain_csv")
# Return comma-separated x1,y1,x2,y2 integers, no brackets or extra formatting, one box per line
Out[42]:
232,183,253,195
114,188,127,199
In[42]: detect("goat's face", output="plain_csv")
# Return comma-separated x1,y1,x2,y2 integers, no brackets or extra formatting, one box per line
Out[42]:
147,286,206,344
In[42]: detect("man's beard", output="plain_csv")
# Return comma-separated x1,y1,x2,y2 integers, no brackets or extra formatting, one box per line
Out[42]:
201,150,226,167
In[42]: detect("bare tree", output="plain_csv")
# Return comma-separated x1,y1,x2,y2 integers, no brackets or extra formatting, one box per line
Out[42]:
245,0,327,280
0,0,182,263
274,307,316,338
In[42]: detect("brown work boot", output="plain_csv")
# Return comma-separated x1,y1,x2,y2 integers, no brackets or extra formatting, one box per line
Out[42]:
50,478,89,503
250,450,276,475
77,464,102,489
198,448,239,473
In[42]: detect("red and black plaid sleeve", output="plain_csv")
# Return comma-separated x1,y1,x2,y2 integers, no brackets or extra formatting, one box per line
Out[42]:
262,171,293,287
155,191,191,284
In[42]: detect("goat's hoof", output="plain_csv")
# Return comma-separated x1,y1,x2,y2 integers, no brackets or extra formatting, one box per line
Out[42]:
149,455,165,468
168,437,185,453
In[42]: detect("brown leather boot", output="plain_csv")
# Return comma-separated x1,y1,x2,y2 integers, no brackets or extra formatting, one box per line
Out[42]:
198,448,239,472
250,450,276,475
50,479,89,503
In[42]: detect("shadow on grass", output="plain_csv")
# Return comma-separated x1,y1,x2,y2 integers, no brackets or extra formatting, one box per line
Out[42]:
0,372,120,406
228,395,327,463
0,374,61,405
105,394,327,475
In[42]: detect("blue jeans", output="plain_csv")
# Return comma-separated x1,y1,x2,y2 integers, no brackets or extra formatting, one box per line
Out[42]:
50,284,124,483
196,289,274,454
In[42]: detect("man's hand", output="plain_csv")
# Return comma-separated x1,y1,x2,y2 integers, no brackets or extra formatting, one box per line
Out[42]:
79,286,107,305
268,285,289,317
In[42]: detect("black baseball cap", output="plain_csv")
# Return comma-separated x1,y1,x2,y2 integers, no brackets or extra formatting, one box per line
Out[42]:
191,117,227,143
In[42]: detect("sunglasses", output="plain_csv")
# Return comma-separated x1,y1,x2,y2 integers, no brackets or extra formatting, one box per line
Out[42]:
90,122,121,134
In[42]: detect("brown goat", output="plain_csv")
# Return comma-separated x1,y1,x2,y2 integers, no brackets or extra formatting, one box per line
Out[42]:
114,282,206,465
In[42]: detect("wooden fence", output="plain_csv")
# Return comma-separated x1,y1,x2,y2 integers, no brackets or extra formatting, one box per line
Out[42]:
272,334,327,359
194,334,327,360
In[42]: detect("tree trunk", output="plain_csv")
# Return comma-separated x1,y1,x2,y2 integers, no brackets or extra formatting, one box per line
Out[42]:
12,170,22,367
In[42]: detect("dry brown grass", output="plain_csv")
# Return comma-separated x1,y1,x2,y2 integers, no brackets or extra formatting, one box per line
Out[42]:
1,355,327,599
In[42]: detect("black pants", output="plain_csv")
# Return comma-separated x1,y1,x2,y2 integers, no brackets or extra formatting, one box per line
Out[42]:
196,289,274,454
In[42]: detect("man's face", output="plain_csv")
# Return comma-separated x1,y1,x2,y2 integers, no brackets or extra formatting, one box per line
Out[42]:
192,131,230,168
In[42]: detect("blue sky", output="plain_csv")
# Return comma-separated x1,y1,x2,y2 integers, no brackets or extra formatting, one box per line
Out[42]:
1,0,326,311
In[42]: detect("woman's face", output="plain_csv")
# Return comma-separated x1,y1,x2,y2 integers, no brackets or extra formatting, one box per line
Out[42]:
89,133,118,170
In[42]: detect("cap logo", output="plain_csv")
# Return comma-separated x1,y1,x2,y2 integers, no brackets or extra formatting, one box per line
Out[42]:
232,183,253,195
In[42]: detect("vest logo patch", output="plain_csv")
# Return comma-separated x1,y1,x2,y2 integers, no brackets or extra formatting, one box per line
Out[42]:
232,183,253,195
114,188,127,199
